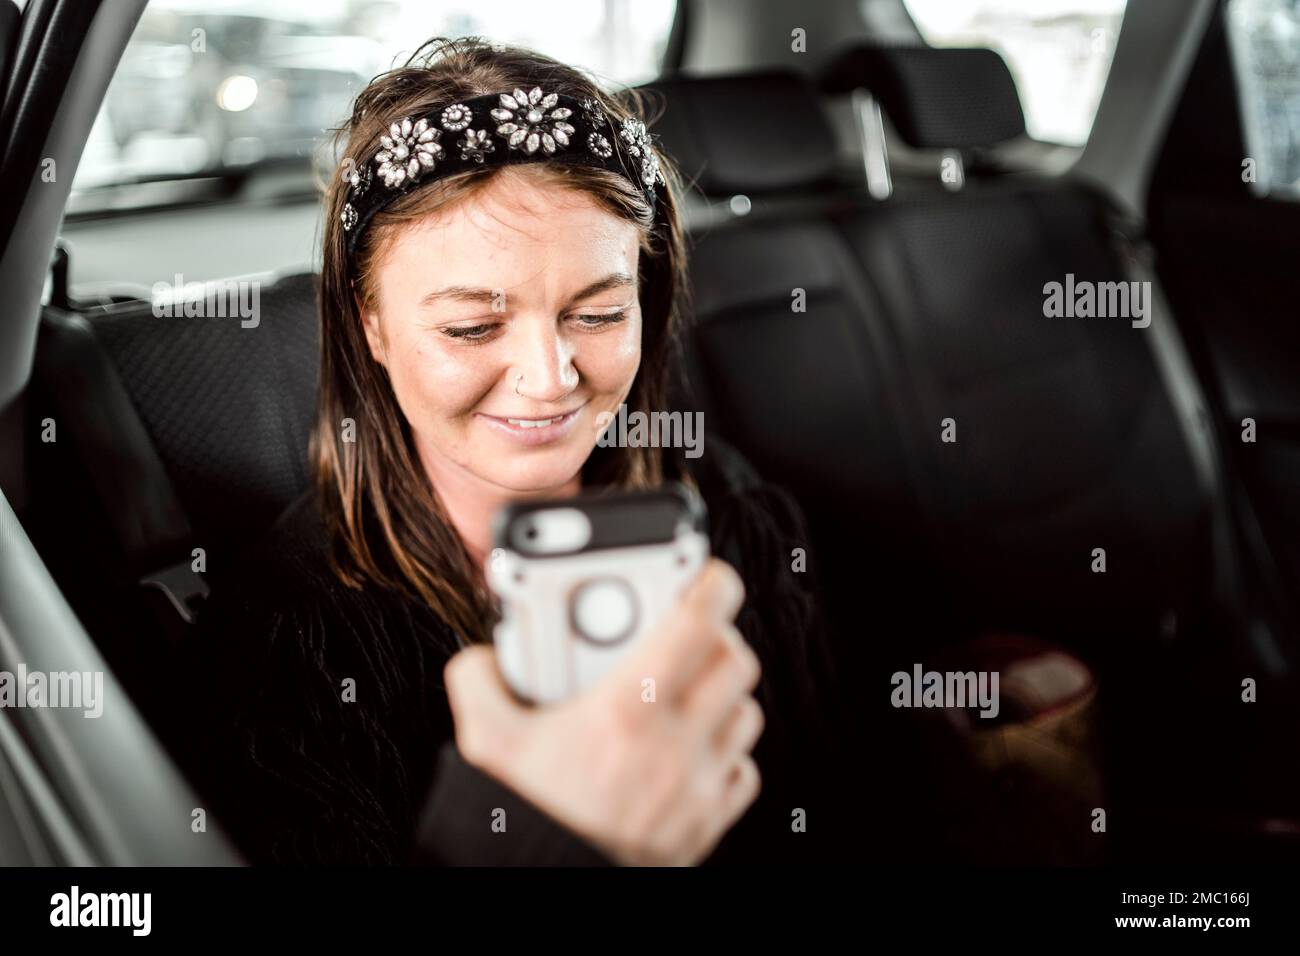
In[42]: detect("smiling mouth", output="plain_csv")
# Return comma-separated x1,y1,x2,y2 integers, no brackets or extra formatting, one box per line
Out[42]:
504,413,572,429
480,402,587,430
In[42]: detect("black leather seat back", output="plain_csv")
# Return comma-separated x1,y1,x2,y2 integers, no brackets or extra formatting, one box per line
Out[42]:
24,269,318,755
819,44,1214,631
646,72,936,661
91,272,320,567
835,183,1210,623
27,270,320,617
649,56,1214,654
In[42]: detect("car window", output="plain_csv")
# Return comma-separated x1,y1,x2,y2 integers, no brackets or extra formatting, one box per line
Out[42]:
71,0,677,198
900,0,1127,146
1227,0,1300,199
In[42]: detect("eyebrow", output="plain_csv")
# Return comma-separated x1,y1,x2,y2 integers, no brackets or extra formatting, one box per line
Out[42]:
419,272,637,309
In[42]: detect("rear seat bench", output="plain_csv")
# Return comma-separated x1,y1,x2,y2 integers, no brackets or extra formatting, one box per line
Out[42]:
652,57,1214,657
648,50,1229,859
25,271,321,749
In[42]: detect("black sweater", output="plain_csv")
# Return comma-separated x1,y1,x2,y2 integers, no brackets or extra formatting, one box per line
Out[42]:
186,439,838,865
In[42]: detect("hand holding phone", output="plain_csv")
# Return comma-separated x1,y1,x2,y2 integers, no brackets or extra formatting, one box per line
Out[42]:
444,556,765,865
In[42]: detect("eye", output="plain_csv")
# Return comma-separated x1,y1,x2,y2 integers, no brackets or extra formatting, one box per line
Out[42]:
441,323,500,342
569,311,628,330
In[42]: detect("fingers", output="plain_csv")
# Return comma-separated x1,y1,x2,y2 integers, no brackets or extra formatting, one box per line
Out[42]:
666,752,763,867
443,644,523,768
723,755,761,817
712,696,765,759
681,557,746,624
613,558,746,701
679,623,761,722
713,756,763,840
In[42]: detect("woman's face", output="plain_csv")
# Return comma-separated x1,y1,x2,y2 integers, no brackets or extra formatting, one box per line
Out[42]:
362,167,643,495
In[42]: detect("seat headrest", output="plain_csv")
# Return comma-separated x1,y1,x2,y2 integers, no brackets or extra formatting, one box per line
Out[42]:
820,44,1026,149
641,70,838,196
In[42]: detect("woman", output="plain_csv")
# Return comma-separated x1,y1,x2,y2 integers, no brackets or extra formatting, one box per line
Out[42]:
189,36,838,866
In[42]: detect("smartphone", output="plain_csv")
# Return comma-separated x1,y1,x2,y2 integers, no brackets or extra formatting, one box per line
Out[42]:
488,482,710,705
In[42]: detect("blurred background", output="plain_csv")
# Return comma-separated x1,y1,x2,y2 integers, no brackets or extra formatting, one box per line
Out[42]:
69,0,1138,203
50,0,1300,323
68,0,1300,210
71,0,679,194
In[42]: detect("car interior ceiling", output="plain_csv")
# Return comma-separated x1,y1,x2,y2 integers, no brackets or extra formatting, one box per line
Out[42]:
3,0,1300,865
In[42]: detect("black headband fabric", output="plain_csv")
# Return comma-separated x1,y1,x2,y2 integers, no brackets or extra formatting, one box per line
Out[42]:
340,86,664,255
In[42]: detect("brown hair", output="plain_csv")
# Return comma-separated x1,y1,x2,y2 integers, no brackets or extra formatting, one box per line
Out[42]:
312,36,693,648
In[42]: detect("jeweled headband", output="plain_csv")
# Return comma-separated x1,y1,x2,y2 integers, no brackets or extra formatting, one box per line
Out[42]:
339,86,666,256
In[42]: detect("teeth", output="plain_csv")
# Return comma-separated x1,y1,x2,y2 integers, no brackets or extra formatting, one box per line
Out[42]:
507,416,559,428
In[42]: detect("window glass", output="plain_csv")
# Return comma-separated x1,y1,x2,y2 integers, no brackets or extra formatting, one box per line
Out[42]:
1227,0,1300,198
73,0,677,193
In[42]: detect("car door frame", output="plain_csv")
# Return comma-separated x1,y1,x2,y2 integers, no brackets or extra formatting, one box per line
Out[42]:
0,0,240,866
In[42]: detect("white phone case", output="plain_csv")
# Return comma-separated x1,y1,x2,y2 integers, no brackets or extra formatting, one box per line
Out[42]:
489,487,709,704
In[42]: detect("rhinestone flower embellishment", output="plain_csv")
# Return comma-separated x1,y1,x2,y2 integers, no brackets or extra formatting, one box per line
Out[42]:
619,118,664,189
375,117,442,188
491,87,575,154
458,129,495,164
343,160,372,197
441,103,472,132
579,96,606,129
340,203,358,231
587,132,613,159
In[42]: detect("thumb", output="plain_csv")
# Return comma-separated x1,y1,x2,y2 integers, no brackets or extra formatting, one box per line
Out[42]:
608,558,745,703
680,558,746,623
443,644,526,765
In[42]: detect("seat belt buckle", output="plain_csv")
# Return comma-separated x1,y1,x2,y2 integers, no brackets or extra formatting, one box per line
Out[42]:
140,561,210,624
